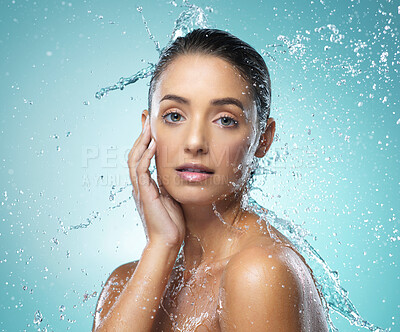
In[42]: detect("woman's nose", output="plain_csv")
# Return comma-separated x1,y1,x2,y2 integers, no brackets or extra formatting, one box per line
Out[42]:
183,121,209,156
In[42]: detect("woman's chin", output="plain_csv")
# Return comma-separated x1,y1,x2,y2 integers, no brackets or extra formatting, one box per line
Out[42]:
168,190,217,206
164,185,238,206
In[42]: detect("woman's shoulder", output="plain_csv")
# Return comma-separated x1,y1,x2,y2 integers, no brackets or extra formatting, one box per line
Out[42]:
218,212,328,331
224,239,304,286
228,211,317,301
92,261,139,330
110,260,139,278
101,260,139,292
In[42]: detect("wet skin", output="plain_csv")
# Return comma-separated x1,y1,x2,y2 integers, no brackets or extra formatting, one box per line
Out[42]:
92,54,328,331
94,216,328,331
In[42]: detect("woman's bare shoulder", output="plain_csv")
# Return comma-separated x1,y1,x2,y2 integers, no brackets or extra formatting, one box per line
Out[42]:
92,261,139,331
224,241,304,283
237,210,295,246
219,223,328,331
100,260,139,295
236,212,319,288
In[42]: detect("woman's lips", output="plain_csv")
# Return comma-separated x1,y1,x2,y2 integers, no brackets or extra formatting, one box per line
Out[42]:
175,163,214,182
176,169,213,182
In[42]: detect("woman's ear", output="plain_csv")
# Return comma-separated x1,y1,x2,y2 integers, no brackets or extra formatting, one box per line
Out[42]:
255,117,275,158
141,109,149,130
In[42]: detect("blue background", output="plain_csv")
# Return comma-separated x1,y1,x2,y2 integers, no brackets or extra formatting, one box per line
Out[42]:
0,0,399,331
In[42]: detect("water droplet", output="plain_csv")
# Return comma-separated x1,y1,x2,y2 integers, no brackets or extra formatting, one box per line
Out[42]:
33,310,43,325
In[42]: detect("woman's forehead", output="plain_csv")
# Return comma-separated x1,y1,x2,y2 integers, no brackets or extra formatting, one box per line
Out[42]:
153,54,256,111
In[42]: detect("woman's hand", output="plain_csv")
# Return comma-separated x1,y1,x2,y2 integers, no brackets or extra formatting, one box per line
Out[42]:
94,123,185,331
128,116,185,248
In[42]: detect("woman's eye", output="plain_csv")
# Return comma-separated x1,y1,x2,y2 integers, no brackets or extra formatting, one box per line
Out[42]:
163,112,183,123
217,116,238,127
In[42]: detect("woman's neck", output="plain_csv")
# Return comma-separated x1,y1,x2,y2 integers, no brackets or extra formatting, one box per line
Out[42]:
180,193,245,271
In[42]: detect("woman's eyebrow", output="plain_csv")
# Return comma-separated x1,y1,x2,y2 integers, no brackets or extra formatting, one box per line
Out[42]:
210,97,244,111
160,94,244,112
160,94,189,104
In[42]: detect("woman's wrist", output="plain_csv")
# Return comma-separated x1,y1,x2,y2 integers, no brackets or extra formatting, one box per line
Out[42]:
137,242,181,284
147,233,183,251
144,240,181,261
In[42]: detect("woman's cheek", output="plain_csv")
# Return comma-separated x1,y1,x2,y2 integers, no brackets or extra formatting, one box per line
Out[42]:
226,141,251,177
155,143,170,182
156,138,179,165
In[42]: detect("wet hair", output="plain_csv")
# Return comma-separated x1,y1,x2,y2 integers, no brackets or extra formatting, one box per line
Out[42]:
148,28,271,133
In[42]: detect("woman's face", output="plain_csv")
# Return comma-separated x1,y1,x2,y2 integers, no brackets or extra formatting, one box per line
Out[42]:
148,54,263,205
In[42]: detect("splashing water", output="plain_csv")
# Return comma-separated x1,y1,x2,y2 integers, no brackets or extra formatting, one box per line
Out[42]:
33,309,43,325
94,1,208,100
90,2,389,331
95,64,155,100
245,196,388,332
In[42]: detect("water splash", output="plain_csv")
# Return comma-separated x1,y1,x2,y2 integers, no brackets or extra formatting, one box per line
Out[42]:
246,196,389,332
169,0,208,40
94,1,208,100
136,6,161,54
68,170,154,230
94,63,155,100
69,211,101,230
33,309,43,325
211,202,229,226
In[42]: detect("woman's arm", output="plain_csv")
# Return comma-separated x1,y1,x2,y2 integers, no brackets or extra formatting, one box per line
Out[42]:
92,115,185,331
92,261,138,330
218,246,328,332
92,244,180,331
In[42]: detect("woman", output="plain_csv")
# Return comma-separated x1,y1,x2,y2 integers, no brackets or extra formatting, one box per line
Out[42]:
92,28,328,331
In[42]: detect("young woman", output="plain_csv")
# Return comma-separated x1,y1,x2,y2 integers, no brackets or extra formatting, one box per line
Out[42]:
92,29,329,331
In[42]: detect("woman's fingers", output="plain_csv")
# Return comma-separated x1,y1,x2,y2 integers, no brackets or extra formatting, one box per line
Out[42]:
128,117,150,163
157,174,171,198
128,118,150,165
126,118,185,247
136,138,158,201
128,118,151,194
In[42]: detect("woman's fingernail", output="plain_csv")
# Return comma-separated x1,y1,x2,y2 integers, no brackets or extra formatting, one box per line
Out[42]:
148,138,155,149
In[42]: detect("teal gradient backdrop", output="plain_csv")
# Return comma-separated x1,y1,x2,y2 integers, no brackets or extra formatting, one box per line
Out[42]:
0,0,399,331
